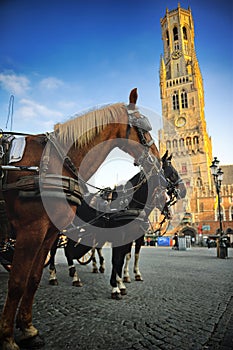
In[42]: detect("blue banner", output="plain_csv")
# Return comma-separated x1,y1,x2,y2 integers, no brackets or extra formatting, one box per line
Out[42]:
157,236,171,246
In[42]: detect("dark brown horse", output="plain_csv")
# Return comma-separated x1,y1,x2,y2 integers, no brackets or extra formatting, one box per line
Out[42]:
0,89,161,350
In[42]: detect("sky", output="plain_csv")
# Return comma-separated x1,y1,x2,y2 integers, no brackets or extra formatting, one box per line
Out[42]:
0,0,232,188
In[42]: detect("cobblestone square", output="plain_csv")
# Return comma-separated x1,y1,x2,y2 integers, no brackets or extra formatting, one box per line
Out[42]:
1,246,233,350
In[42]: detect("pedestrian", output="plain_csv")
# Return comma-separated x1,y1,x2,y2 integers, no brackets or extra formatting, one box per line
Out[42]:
173,233,179,250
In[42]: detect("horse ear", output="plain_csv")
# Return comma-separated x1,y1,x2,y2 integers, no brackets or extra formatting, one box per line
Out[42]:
162,150,168,161
167,154,172,161
129,88,138,104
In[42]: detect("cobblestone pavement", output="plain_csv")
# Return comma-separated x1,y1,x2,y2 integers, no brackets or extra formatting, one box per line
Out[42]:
0,246,233,350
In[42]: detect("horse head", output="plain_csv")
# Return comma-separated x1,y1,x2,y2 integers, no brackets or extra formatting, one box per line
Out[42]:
161,150,186,199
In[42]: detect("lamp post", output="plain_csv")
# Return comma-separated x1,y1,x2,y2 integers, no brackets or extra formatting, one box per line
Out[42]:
210,157,226,258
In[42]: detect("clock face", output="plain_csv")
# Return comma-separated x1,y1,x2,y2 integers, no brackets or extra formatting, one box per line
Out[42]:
176,117,186,127
172,50,182,59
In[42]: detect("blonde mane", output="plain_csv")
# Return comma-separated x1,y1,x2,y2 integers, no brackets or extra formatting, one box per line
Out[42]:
54,103,126,148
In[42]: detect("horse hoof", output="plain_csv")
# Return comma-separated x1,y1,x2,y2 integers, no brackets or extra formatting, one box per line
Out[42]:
99,267,105,273
111,292,122,300
123,276,131,283
120,288,127,296
135,275,143,281
49,279,58,286
92,268,98,273
17,334,45,349
72,280,83,287
1,339,20,350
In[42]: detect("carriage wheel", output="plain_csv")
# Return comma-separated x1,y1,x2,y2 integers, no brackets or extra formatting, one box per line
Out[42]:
77,249,94,265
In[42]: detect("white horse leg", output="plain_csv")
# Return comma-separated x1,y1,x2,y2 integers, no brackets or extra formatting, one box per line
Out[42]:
69,265,83,287
123,252,131,283
134,253,143,281
49,267,58,285
111,286,122,300
116,274,127,295
92,249,98,273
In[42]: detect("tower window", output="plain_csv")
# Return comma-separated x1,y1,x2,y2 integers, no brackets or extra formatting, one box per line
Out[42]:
166,30,169,46
182,26,188,40
166,140,171,148
173,139,178,148
197,178,202,187
173,26,178,41
181,91,188,108
193,136,199,144
186,137,191,146
172,92,179,110
182,163,187,174
179,138,184,147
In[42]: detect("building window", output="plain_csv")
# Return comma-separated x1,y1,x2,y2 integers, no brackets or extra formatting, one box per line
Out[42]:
174,42,180,50
186,137,191,146
173,26,178,41
193,136,199,144
166,30,169,46
182,163,187,174
173,139,178,148
172,92,179,110
181,91,188,108
200,203,204,212
166,140,171,149
182,26,188,40
196,178,202,187
179,138,184,147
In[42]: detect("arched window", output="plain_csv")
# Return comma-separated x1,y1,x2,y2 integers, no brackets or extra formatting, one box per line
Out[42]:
186,137,191,146
179,138,184,147
172,92,179,110
182,26,188,40
173,139,178,148
166,140,171,149
166,30,169,46
173,26,178,41
181,90,188,108
196,177,202,187
193,136,199,145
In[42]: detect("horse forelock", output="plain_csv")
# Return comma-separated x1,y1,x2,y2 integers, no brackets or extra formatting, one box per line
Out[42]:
54,103,125,147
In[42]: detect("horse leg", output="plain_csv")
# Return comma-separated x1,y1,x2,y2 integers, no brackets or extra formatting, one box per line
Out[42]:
123,251,132,283
110,245,130,299
0,225,50,350
65,244,83,287
97,247,105,273
15,231,57,349
48,236,59,286
92,248,98,273
134,235,144,281
110,247,122,299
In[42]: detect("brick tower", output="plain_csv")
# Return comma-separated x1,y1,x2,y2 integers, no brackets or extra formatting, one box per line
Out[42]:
159,4,213,215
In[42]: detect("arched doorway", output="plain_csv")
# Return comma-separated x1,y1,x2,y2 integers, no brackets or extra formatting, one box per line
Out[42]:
180,226,197,244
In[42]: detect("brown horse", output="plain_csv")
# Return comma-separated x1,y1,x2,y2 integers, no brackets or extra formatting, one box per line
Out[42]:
0,88,161,350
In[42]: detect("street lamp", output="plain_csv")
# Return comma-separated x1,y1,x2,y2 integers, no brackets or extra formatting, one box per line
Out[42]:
210,157,226,258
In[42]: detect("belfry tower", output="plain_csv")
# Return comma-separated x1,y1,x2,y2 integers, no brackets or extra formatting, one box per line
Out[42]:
159,4,213,202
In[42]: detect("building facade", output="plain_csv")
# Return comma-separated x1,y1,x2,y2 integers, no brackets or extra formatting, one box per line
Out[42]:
155,4,233,243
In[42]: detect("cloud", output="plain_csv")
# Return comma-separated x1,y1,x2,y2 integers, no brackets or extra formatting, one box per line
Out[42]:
0,73,30,95
15,99,63,131
39,77,64,90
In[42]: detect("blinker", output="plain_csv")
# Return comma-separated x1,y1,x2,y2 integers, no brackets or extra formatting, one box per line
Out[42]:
135,115,152,132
